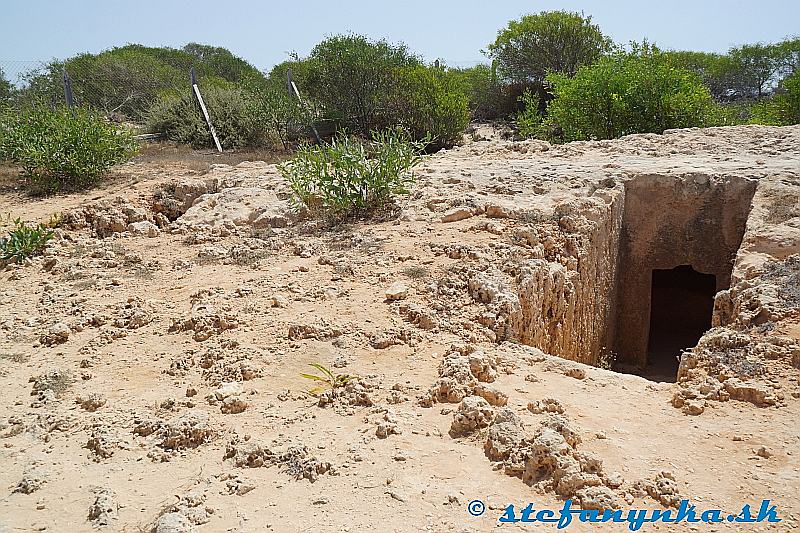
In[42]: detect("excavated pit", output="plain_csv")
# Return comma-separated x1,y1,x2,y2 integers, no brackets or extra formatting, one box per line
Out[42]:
511,173,757,381
611,174,757,379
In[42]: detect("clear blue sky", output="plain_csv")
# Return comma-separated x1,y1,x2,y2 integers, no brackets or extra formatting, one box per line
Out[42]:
1,0,798,70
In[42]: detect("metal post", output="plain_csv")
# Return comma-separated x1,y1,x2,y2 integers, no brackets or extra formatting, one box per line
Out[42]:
62,69,74,107
190,68,222,153
286,68,322,145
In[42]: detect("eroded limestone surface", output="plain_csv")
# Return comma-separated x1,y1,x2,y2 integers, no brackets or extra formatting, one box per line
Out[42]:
0,125,798,531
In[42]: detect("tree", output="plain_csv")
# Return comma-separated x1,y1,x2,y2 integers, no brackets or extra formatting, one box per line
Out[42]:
0,68,12,105
486,10,611,97
545,46,715,141
776,38,800,78
17,44,266,119
663,51,736,101
727,43,785,98
304,34,421,133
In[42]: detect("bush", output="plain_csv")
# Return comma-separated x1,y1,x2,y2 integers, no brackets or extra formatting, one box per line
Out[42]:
146,86,264,148
544,46,716,142
0,106,138,191
0,68,12,107
387,66,470,149
487,11,611,92
304,35,421,133
245,79,320,149
774,71,800,124
278,128,424,220
515,89,546,139
0,218,54,264
663,51,738,101
288,36,469,147
666,39,800,103
444,64,516,120
18,44,266,119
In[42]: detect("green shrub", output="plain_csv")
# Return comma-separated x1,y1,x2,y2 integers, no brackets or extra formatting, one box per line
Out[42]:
278,128,424,221
278,36,468,147
245,80,320,149
145,86,264,148
388,66,470,149
545,46,716,141
18,44,266,119
444,64,516,120
741,72,800,126
707,100,755,126
0,218,55,264
0,106,138,191
487,11,611,91
304,35,421,133
774,71,800,124
515,89,546,138
747,98,785,125
0,68,12,107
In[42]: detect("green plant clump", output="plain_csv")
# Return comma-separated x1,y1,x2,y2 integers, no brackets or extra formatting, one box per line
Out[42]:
0,106,139,191
545,45,716,141
515,89,546,139
388,65,470,149
0,218,55,264
304,34,421,134
300,363,358,396
279,128,424,221
17,43,265,119
145,85,264,149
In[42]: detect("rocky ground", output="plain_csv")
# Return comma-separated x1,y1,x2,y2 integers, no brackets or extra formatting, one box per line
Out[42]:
0,125,798,532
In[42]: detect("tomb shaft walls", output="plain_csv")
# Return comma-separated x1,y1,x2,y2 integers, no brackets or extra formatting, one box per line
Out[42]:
613,174,757,367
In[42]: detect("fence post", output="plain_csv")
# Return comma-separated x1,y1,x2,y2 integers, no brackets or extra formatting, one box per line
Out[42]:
190,67,198,100
190,67,223,153
62,69,74,107
286,68,323,145
286,68,294,96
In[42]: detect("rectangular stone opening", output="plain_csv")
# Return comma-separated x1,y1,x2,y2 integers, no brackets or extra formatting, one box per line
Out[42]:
611,174,757,380
510,173,756,382
644,265,716,382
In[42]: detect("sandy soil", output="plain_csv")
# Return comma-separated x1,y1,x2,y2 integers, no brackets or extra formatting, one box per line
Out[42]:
0,125,798,532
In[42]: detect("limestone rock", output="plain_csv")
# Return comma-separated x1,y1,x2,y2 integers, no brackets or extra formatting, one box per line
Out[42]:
14,464,48,494
484,408,525,463
441,207,475,223
449,396,495,436
385,282,409,301
127,220,160,237
88,488,118,526
41,322,71,346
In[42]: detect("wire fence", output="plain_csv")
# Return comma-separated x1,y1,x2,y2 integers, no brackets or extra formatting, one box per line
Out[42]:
0,59,207,119
0,57,489,117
